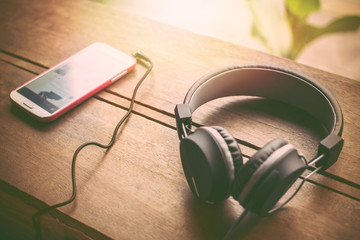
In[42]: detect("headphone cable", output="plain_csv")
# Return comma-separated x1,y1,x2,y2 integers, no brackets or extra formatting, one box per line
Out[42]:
32,52,153,239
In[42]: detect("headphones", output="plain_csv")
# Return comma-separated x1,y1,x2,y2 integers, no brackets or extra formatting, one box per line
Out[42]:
175,65,344,216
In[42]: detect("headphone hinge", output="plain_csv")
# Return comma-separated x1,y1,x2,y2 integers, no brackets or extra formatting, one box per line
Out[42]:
175,104,192,139
317,134,344,170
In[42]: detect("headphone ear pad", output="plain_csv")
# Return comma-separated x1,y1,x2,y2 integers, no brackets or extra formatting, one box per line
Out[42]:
211,126,243,174
232,139,307,215
179,127,241,202
231,139,288,200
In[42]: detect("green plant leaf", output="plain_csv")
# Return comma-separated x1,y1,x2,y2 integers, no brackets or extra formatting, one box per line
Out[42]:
319,16,360,35
248,0,292,57
285,0,320,21
247,0,360,60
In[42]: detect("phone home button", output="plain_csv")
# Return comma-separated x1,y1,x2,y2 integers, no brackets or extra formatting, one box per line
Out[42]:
23,101,34,109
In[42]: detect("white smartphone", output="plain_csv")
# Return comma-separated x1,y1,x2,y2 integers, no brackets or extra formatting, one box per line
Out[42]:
10,42,136,122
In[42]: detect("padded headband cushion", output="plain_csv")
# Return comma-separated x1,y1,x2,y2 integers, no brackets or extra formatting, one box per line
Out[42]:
184,65,343,137
231,138,287,200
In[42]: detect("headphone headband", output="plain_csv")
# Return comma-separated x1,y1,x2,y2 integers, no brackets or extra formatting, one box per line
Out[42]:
175,65,344,169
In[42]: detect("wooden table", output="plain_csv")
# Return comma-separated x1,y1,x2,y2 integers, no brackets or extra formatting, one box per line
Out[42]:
0,0,359,239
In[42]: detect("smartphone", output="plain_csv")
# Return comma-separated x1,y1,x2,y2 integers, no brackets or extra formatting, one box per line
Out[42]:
10,42,136,122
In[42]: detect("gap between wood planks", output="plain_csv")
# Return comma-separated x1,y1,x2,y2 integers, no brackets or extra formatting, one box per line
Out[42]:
0,179,111,240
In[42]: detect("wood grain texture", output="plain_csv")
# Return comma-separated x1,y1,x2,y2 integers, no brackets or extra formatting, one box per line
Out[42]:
0,180,110,240
0,0,359,239
0,0,359,184
1,61,359,240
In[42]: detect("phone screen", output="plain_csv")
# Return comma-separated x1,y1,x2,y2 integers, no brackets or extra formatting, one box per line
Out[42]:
15,44,134,114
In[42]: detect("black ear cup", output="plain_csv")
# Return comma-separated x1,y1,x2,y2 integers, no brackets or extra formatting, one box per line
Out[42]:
231,139,287,200
232,139,306,215
179,126,242,203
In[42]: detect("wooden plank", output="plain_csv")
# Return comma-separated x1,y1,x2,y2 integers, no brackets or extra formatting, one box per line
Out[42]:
0,0,359,186
0,60,359,240
2,48,357,202
97,91,360,201
0,180,110,240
